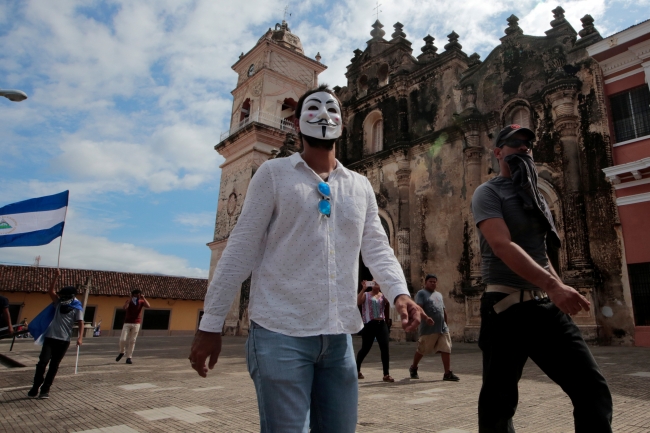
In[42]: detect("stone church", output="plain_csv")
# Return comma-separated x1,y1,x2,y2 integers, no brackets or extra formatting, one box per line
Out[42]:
208,9,636,345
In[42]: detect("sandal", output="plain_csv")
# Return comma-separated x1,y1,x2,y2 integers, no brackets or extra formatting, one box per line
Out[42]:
383,375,395,382
358,372,364,379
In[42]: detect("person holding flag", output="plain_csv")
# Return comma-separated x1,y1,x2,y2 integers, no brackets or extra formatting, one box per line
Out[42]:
28,269,83,399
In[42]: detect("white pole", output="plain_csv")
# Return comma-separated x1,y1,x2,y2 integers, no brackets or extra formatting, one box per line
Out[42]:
56,205,69,268
74,345,80,374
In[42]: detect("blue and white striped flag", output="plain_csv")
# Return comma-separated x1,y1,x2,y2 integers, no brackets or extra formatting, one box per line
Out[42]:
0,191,69,248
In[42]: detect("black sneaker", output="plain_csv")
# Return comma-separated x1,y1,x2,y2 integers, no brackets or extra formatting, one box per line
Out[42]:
409,366,419,379
126,358,132,364
115,353,124,362
39,392,49,399
27,387,39,398
443,371,460,381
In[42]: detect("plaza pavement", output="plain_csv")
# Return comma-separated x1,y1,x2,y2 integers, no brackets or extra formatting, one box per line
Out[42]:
1,335,649,433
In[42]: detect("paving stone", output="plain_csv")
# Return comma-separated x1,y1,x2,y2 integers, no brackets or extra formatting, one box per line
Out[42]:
627,372,650,377
74,426,140,433
118,383,157,390
1,336,649,432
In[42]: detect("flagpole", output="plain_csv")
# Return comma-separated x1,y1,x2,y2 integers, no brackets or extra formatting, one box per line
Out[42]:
56,205,69,268
75,345,80,374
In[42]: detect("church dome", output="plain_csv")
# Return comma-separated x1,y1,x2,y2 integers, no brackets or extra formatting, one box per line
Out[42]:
258,21,304,54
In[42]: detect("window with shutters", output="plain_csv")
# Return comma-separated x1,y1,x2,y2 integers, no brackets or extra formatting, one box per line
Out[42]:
610,85,650,143
363,111,383,155
372,119,383,153
509,107,531,129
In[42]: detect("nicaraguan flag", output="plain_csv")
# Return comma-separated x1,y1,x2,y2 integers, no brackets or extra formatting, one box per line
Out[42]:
0,191,69,248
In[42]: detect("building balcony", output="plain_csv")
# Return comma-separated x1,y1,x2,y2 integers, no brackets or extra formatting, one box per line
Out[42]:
219,110,296,143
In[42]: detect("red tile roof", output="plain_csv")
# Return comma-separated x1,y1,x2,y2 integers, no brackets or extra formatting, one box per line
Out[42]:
0,265,208,300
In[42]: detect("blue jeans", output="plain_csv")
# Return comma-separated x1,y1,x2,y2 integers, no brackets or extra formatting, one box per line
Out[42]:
246,321,358,433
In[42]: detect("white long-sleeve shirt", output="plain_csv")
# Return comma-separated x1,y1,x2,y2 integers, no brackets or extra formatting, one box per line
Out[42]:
200,152,410,336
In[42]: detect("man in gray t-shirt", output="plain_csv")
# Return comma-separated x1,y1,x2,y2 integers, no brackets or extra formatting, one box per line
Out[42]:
408,274,458,382
29,269,83,399
471,124,611,433
472,175,550,290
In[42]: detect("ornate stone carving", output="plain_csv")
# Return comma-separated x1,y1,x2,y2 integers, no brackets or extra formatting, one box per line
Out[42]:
397,228,411,275
543,79,580,135
251,79,263,97
503,15,523,38
370,20,386,41
391,22,406,39
467,53,481,67
226,192,238,216
444,31,462,51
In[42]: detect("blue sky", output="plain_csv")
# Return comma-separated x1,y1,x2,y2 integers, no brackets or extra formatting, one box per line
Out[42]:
0,0,648,277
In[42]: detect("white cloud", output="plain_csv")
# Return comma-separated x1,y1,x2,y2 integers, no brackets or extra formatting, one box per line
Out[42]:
174,212,214,229
0,0,645,276
0,231,208,278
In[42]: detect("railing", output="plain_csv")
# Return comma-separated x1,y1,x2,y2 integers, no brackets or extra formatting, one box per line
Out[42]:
219,110,297,142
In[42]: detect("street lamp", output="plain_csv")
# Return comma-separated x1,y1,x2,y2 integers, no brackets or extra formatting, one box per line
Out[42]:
0,89,28,102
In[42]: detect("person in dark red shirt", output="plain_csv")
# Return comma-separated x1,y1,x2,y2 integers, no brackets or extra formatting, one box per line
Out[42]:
116,289,150,364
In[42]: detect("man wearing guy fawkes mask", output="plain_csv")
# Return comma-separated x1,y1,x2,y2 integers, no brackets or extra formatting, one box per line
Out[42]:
28,269,84,399
296,87,341,151
471,125,612,432
189,84,433,433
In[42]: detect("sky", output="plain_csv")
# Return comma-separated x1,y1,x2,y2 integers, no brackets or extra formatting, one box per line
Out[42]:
0,0,648,278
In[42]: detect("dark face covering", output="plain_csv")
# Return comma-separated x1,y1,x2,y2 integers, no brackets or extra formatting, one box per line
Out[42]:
505,153,561,249
58,296,76,313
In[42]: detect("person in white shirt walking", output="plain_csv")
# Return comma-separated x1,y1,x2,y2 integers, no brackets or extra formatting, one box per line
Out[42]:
188,84,432,433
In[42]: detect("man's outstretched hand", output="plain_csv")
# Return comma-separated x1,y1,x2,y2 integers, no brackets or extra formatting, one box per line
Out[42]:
394,294,433,332
188,330,222,378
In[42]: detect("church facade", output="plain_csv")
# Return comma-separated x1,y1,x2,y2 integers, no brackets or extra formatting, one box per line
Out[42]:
210,9,637,345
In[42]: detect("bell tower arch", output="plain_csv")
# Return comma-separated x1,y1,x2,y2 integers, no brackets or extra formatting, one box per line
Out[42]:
207,21,326,335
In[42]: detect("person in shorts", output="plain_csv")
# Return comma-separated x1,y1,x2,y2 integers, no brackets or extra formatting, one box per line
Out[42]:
409,274,459,381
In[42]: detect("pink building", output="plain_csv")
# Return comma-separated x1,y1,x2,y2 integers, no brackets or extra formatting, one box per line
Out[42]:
588,20,650,346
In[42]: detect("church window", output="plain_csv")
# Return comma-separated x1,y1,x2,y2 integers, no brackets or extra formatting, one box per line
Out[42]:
363,111,383,155
372,119,383,152
240,98,251,122
610,85,650,143
378,63,389,87
280,98,297,130
359,75,368,97
509,106,530,128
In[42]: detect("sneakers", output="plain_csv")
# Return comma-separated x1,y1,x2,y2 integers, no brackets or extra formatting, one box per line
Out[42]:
443,371,460,381
39,392,50,399
357,372,364,379
115,353,124,362
27,387,39,398
409,366,419,379
383,375,395,383
126,358,132,364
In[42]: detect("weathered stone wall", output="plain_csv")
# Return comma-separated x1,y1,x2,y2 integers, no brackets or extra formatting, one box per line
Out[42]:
336,9,635,344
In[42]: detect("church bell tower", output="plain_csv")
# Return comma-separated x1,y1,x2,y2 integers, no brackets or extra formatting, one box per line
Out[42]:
207,21,326,335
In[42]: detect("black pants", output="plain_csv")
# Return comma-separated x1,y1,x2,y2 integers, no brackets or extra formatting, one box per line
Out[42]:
33,337,71,393
478,292,613,433
356,320,390,375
